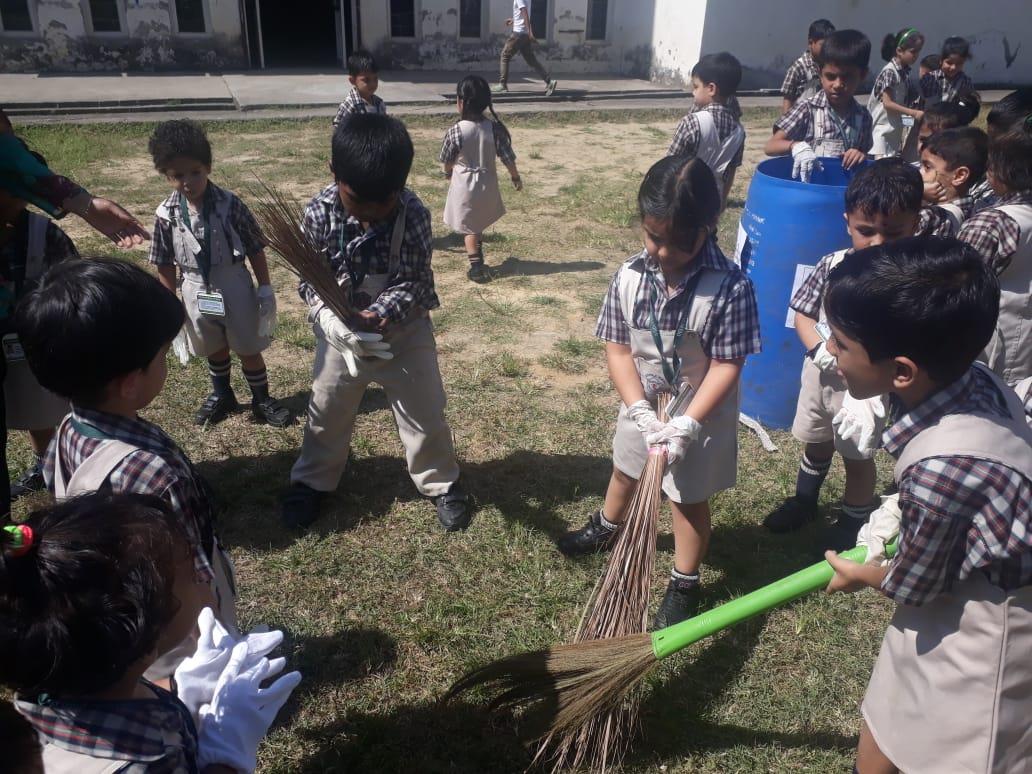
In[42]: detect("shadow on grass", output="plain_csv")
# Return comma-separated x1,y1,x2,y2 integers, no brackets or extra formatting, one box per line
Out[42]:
492,255,606,277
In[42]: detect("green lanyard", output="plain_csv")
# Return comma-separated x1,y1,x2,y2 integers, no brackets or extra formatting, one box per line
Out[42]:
179,190,214,289
825,104,858,150
647,268,704,388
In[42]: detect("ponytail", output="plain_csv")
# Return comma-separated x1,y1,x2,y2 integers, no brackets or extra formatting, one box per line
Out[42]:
638,156,721,252
457,73,512,153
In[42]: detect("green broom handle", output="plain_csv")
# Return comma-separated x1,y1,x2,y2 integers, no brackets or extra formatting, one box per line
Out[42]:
652,542,898,660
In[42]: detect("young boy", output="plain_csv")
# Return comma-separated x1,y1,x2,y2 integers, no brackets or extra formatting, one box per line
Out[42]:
780,18,836,114
766,29,874,182
282,113,470,531
332,50,387,128
918,53,940,80
668,52,746,207
919,127,987,232
15,258,238,681
765,159,924,546
148,120,292,429
822,237,1032,774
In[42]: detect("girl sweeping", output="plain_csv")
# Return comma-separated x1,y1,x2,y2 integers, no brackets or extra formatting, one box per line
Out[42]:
440,75,522,283
558,156,761,628
869,28,925,160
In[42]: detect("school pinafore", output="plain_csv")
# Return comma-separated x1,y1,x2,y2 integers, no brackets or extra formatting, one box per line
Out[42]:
863,366,1032,773
869,60,919,159
443,119,506,235
611,264,739,504
982,203,1032,385
693,110,745,187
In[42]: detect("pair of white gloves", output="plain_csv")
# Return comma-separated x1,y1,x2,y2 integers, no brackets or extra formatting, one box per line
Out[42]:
809,341,888,459
173,608,302,773
626,400,702,466
169,285,278,366
316,307,393,378
791,142,823,184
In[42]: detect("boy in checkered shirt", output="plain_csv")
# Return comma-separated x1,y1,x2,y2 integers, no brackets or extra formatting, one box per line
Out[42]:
918,127,986,236
780,18,835,114
332,50,387,129
766,29,873,182
823,237,1032,774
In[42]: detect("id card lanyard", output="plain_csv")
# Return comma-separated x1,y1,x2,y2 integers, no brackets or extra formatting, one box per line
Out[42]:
647,268,704,389
825,104,858,151
179,189,215,291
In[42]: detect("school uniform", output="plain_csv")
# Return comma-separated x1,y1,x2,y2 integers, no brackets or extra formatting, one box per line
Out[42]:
773,91,874,158
667,103,746,193
43,407,237,680
917,202,963,239
970,177,999,213
595,240,761,503
780,50,822,104
290,185,460,497
863,364,1032,773
149,183,269,359
331,87,387,128
439,119,515,235
920,68,974,106
959,191,1032,384
868,58,921,158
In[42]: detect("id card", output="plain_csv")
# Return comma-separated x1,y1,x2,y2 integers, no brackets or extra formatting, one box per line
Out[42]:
815,320,832,342
196,291,226,317
902,115,916,128
2,333,25,362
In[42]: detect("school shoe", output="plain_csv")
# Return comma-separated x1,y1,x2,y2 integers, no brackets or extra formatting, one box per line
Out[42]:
545,79,558,96
763,496,819,533
281,482,325,530
824,514,867,552
10,459,45,501
195,392,240,426
557,509,618,557
252,397,294,428
435,480,472,531
491,83,509,93
652,577,701,630
467,261,489,283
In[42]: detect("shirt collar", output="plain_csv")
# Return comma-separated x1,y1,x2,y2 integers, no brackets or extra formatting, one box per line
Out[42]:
322,184,413,230
802,50,816,69
162,181,224,215
998,190,1032,206
882,367,977,457
70,406,178,455
633,237,725,286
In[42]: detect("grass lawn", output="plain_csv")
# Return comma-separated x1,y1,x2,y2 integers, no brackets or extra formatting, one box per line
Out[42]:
12,108,898,772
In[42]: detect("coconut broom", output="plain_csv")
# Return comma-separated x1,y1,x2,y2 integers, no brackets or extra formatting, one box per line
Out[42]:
448,542,897,770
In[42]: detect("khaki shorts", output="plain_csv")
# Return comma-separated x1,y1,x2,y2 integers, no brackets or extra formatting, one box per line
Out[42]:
791,358,867,459
182,265,269,358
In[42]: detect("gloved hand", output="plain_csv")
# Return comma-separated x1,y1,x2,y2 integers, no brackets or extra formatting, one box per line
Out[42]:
626,399,665,440
791,142,823,183
856,494,901,565
172,327,190,366
196,642,302,773
646,414,702,466
833,392,889,458
316,307,392,378
257,284,278,337
809,341,838,372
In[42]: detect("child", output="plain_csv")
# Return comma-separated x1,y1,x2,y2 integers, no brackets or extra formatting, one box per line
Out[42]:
781,18,836,114
283,114,470,531
920,36,974,107
766,29,873,182
668,52,746,208
918,53,940,80
15,258,238,682
332,50,387,128
868,28,925,159
765,159,924,545
0,183,77,501
2,492,299,773
558,156,761,627
971,88,1032,210
822,237,1032,774
960,127,1032,385
440,75,522,283
148,120,292,428
919,127,987,233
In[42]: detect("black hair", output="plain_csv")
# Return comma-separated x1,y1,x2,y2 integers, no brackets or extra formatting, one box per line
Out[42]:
921,53,941,71
825,237,999,384
881,27,924,61
0,493,183,697
638,155,721,252
987,126,1032,193
456,74,512,151
148,119,212,171
940,36,971,60
987,88,1032,133
331,113,414,203
816,29,871,71
14,258,184,406
844,157,923,216
808,19,835,42
922,94,981,133
691,52,742,98
347,49,378,77
923,127,988,185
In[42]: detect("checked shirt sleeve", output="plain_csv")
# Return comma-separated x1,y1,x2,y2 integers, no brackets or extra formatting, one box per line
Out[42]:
960,209,1021,275
595,270,630,345
773,101,813,144
367,203,439,321
439,124,463,164
298,197,332,309
231,197,269,256
668,114,701,157
788,255,831,318
705,273,762,360
148,214,176,267
493,122,517,166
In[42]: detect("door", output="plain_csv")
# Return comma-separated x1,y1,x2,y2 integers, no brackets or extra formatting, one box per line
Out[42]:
247,0,347,68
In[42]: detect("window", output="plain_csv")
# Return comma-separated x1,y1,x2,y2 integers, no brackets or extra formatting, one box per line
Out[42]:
174,0,207,34
390,0,415,38
86,0,123,33
586,0,607,41
529,0,547,40
459,0,481,39
0,0,33,32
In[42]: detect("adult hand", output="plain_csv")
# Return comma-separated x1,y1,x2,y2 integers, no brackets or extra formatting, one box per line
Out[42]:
833,392,888,458
256,285,278,337
317,307,392,378
841,148,867,170
790,142,822,182
646,415,702,466
69,194,151,248
856,494,901,565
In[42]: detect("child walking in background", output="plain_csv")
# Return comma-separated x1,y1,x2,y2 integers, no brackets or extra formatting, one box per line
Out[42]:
148,120,292,428
558,156,760,628
332,50,387,128
441,75,522,283
920,36,974,107
869,28,925,159
781,19,835,114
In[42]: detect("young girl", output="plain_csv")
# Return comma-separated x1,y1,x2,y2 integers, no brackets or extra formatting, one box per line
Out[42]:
920,36,974,107
558,156,761,628
869,28,925,159
440,75,522,283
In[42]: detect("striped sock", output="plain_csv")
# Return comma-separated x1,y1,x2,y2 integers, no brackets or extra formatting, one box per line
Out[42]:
671,567,700,588
208,357,232,397
841,502,878,523
796,452,832,503
243,366,269,402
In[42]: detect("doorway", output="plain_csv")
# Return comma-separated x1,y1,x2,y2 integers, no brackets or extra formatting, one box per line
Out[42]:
245,0,351,69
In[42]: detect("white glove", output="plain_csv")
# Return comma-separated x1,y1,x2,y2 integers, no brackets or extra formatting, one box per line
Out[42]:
833,392,889,458
809,341,838,372
856,494,901,565
646,414,702,466
316,307,393,378
626,399,665,438
256,285,278,337
172,327,190,366
197,642,302,773
791,142,823,183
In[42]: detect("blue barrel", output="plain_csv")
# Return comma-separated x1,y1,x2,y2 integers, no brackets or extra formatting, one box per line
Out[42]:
736,156,866,429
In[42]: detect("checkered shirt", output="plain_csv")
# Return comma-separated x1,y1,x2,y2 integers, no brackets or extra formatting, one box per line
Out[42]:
14,681,198,773
595,240,761,360
920,69,974,104
781,50,820,101
148,182,267,268
667,104,745,187
881,365,1032,605
869,58,920,109
300,184,438,321
332,87,388,127
42,407,218,583
959,190,1032,275
970,177,998,213
439,120,517,167
773,91,874,155
917,204,959,238
0,212,79,325
789,248,850,319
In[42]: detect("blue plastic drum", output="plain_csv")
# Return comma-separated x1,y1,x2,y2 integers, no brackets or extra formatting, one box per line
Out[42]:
735,156,867,429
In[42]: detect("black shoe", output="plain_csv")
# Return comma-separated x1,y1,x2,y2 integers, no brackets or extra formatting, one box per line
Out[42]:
824,514,866,552
281,482,325,530
763,496,819,533
467,261,489,283
10,459,45,501
652,577,701,630
557,510,618,557
252,396,294,428
435,481,472,531
195,392,240,426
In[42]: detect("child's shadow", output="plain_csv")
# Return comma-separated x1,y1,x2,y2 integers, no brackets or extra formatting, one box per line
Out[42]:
492,255,605,277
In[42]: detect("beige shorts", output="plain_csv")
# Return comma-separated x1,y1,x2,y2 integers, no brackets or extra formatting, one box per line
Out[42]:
791,358,867,459
182,265,269,359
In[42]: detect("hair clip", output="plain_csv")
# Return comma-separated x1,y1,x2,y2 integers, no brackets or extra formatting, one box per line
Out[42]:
3,524,35,558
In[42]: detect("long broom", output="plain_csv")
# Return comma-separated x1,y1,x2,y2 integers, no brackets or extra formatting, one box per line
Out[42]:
448,543,897,769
